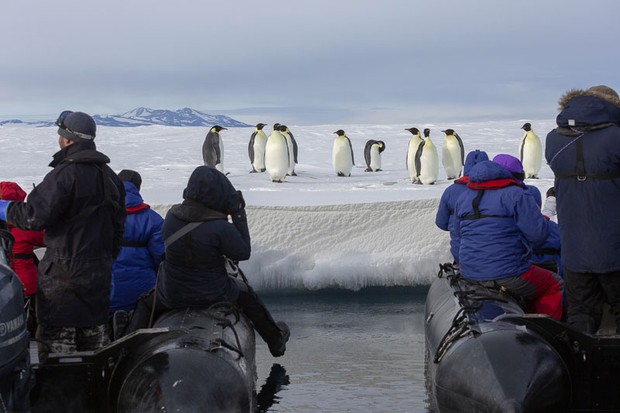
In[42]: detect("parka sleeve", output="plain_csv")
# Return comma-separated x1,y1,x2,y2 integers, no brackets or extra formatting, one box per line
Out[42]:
219,212,251,262
512,190,550,247
435,191,451,231
7,167,73,231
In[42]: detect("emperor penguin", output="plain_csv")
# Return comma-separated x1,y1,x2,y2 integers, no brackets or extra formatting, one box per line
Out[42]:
414,128,439,185
405,127,423,183
332,129,355,177
363,140,386,172
441,129,464,179
202,125,227,173
519,122,542,179
265,123,290,183
279,124,298,176
248,123,268,173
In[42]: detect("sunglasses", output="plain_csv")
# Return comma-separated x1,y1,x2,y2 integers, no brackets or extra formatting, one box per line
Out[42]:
55,110,95,140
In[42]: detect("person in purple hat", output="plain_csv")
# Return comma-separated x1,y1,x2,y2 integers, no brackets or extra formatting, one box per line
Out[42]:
493,154,563,275
453,158,562,319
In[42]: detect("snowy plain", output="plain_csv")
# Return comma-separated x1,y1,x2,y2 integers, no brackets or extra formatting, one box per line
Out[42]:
0,119,558,292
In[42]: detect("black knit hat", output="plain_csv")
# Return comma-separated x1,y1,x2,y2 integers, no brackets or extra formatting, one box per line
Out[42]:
118,169,142,190
56,111,96,142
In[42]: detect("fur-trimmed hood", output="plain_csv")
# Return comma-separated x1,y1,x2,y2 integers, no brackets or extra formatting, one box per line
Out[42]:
558,87,620,110
556,86,620,128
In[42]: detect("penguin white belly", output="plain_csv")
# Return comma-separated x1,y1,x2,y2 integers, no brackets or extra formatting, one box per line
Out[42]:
442,139,462,179
407,138,422,183
369,146,381,171
265,133,289,182
285,135,296,175
215,140,224,173
521,136,542,178
252,133,267,172
333,140,354,176
419,142,439,185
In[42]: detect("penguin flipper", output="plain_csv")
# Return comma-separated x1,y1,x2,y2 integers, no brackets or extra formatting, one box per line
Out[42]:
414,141,425,180
248,133,256,160
364,141,372,168
455,133,465,166
347,137,354,165
292,137,299,163
519,138,525,162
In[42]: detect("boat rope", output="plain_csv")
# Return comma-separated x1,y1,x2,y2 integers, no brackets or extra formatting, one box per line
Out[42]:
433,307,472,363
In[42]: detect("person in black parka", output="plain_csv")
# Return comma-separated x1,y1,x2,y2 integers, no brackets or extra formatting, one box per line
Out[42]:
546,85,620,334
157,166,290,357
0,111,125,360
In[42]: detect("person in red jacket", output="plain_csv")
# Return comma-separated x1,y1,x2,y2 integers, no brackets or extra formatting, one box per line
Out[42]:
0,181,45,297
0,181,45,334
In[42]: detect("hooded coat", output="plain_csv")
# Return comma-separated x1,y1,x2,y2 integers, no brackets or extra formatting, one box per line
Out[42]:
435,150,489,262
7,141,125,327
453,161,551,281
545,88,620,272
110,181,164,312
0,181,45,296
158,166,250,308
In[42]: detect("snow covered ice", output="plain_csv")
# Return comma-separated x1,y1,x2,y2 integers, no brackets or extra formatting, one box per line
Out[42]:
0,119,558,292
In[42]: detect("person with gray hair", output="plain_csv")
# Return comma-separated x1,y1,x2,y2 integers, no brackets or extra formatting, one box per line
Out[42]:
546,85,620,334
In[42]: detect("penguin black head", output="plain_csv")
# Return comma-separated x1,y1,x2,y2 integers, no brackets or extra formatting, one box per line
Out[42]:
212,125,227,133
334,129,346,136
405,127,420,135
423,128,431,137
442,129,455,136
279,124,288,132
521,122,532,131
273,123,281,131
256,123,267,130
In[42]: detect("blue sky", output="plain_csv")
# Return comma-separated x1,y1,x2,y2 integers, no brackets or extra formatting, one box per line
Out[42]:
2,0,619,125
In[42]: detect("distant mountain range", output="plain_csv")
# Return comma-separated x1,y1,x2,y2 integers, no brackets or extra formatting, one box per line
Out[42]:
0,107,251,128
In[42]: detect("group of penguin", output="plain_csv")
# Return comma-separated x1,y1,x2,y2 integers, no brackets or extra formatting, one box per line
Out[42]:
201,122,543,184
400,122,542,184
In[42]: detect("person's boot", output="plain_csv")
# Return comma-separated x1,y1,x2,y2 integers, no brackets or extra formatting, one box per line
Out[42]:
268,322,290,357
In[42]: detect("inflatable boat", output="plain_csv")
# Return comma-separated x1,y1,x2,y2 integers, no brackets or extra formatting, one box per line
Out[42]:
425,263,620,413
0,227,258,413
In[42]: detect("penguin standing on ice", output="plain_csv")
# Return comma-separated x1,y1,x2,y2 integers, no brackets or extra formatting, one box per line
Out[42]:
415,128,439,185
441,128,465,179
202,125,227,173
332,129,355,177
265,123,290,183
405,127,423,183
519,122,542,179
279,125,298,176
248,123,268,173
363,140,386,172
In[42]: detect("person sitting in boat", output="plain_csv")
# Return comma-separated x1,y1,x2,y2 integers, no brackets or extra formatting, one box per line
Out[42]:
453,159,563,320
0,181,45,333
156,166,290,357
435,149,489,264
109,170,164,338
492,154,563,277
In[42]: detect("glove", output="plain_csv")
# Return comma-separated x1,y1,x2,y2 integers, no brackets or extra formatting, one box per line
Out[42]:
0,200,12,221
226,190,246,213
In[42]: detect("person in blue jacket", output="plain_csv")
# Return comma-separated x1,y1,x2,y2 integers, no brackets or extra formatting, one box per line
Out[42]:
435,149,489,263
453,160,563,319
110,170,164,313
492,154,562,276
156,166,290,357
546,85,620,334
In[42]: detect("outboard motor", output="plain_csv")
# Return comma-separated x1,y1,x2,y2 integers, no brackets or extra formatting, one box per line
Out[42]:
0,226,30,412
